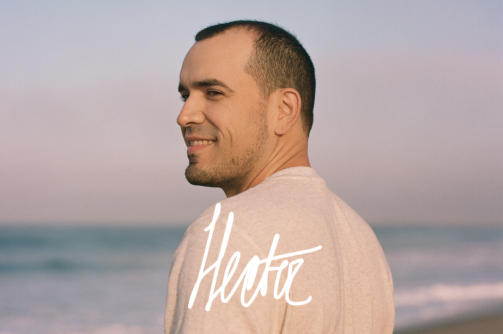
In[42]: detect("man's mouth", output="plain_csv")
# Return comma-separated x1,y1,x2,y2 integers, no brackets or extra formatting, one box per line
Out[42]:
188,140,216,147
187,139,216,154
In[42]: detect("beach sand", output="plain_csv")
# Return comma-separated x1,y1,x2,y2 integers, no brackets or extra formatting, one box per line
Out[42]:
395,312,503,334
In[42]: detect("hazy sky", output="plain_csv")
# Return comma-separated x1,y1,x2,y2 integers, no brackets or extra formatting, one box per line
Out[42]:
1,1,502,225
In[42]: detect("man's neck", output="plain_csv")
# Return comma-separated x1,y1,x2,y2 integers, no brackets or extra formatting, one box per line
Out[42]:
222,145,310,198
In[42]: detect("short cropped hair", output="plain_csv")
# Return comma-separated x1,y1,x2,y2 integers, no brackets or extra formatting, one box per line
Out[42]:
195,20,316,135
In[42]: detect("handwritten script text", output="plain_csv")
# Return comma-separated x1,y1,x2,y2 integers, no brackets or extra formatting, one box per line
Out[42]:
189,203,322,311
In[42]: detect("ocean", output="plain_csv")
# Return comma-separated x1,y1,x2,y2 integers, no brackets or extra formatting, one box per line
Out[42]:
1,225,502,333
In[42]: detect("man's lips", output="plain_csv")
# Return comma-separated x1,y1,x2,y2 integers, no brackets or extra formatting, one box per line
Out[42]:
188,139,216,146
186,139,216,154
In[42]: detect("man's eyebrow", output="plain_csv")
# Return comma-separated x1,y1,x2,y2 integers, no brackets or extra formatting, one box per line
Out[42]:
178,79,234,93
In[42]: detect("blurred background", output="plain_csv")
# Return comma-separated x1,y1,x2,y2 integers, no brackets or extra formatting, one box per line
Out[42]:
1,1,502,333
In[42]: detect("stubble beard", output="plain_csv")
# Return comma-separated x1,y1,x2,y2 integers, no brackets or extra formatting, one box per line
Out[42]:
184,111,268,190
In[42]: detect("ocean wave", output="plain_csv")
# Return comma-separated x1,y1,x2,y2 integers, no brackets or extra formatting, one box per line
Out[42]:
395,282,503,306
0,259,154,274
0,321,160,334
66,324,159,334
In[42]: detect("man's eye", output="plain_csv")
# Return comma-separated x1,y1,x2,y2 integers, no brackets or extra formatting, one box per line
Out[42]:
207,90,223,97
180,95,189,102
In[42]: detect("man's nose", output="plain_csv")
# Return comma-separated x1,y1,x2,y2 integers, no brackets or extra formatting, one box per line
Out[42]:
177,97,205,127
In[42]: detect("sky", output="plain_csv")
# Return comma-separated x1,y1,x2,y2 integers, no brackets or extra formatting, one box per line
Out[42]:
1,1,502,226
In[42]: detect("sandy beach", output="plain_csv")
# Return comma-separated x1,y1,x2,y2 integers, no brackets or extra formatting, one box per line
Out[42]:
395,312,503,334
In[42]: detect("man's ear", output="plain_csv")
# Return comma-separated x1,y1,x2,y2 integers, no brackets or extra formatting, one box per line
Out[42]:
273,88,302,136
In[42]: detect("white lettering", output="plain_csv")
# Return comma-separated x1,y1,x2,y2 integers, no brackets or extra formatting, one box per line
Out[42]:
188,203,322,311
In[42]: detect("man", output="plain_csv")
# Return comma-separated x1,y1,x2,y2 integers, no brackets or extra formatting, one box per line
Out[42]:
165,20,394,333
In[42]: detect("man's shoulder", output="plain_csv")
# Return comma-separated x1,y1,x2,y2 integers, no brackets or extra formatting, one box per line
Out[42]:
224,166,329,209
191,167,325,218
181,167,329,251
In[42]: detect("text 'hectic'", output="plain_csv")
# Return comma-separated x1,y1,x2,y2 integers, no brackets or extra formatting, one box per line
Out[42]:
189,203,322,311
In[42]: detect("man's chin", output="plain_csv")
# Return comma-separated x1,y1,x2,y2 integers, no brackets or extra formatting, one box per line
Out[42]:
185,165,218,187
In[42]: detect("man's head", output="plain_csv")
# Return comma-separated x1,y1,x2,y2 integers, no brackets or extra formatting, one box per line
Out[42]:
177,21,315,197
195,20,316,135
